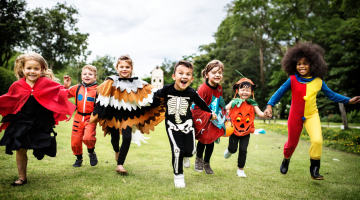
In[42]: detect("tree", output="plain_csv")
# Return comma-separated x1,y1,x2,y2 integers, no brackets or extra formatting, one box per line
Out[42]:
90,55,116,84
27,2,89,71
0,0,30,68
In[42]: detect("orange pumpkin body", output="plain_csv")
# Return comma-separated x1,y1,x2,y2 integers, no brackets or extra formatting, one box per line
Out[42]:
223,121,234,137
229,101,255,136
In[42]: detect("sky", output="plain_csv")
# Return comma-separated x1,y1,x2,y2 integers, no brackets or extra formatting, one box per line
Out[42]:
25,0,231,78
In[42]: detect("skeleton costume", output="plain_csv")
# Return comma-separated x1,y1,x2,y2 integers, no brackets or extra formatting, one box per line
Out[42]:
154,84,212,175
90,75,165,166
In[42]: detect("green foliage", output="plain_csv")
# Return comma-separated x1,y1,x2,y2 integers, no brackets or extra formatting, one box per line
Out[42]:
0,67,17,95
90,55,116,84
347,110,360,123
321,114,343,123
26,2,90,72
0,0,30,68
257,122,360,154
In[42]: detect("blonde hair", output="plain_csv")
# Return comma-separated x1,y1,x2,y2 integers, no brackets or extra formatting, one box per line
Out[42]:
82,65,97,76
201,60,224,80
14,52,59,82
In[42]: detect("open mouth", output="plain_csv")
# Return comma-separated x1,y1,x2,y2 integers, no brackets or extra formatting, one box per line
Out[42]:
180,80,188,85
235,124,250,133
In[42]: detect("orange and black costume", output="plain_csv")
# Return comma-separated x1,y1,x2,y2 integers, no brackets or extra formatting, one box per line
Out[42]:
90,75,165,165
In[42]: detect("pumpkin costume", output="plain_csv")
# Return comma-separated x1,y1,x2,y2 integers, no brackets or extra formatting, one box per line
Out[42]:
90,75,165,165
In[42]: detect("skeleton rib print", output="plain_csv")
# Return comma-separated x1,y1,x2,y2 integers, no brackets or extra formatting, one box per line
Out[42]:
167,95,190,124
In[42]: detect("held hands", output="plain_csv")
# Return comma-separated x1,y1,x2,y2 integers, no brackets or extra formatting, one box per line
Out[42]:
349,96,360,104
263,105,273,118
211,112,217,121
63,75,71,89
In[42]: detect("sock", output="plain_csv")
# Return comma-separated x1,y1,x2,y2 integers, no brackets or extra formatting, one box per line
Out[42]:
88,147,95,154
76,154,83,160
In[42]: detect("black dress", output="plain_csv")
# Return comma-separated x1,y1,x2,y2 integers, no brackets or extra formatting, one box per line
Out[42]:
0,95,56,160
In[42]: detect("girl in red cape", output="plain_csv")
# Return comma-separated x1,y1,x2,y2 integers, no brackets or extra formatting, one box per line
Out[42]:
0,53,76,186
191,60,226,174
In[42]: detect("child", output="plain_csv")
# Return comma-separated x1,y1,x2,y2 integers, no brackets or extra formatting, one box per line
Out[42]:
89,54,165,175
0,52,76,186
191,60,226,175
63,65,98,167
224,77,266,177
263,42,360,180
154,60,216,188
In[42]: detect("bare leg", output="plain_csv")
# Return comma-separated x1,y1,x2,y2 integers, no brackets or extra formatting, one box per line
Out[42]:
15,148,28,183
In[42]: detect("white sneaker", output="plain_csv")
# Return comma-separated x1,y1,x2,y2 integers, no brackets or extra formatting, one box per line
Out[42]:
224,149,232,159
183,157,190,168
237,169,247,177
174,174,186,188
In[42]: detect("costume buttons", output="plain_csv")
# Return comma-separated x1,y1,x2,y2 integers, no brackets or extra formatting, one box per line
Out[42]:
303,96,308,100
302,116,306,121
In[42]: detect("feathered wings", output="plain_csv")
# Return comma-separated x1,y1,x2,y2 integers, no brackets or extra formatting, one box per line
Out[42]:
90,76,165,135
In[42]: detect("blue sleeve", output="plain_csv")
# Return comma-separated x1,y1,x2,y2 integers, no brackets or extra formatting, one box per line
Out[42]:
267,78,291,106
321,81,350,104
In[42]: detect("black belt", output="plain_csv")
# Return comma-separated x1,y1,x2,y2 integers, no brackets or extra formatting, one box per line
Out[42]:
77,111,92,116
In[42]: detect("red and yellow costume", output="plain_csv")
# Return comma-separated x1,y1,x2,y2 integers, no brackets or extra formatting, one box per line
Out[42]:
67,82,97,155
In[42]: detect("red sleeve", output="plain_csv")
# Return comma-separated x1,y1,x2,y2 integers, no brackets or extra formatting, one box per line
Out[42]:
67,85,78,98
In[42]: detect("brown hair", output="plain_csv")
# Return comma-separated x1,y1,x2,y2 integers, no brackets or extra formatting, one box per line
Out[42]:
281,41,327,79
82,65,97,76
201,60,224,80
116,54,133,68
173,60,194,74
14,52,59,82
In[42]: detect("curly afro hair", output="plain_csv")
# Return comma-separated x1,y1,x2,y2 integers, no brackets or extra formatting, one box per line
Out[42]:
281,42,327,79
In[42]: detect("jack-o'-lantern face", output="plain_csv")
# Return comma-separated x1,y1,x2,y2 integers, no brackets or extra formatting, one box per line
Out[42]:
229,102,255,135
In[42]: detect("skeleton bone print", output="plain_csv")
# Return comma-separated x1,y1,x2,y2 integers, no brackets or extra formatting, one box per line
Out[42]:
167,95,190,124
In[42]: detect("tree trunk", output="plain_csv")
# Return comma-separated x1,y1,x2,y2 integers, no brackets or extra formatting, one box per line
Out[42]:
259,47,265,88
339,103,348,129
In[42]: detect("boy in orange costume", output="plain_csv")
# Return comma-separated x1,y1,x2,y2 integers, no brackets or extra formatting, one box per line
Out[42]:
64,65,98,167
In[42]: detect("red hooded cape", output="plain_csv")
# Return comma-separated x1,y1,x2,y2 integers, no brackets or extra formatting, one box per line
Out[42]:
0,77,76,132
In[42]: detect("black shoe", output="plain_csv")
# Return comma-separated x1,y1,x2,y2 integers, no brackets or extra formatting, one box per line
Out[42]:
10,179,27,186
89,152,98,166
280,157,291,174
72,159,83,167
310,159,324,180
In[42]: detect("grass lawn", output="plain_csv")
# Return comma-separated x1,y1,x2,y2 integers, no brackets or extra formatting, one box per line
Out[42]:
1,120,360,199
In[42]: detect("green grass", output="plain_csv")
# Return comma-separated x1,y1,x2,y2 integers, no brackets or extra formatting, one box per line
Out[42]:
1,121,360,199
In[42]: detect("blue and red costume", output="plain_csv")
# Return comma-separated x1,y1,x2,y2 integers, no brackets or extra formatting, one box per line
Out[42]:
268,74,350,159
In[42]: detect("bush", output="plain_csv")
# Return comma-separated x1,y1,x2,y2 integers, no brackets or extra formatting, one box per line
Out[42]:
321,114,343,123
347,110,360,124
0,67,17,95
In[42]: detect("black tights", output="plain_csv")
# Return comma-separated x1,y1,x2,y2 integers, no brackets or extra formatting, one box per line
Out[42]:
227,133,250,168
109,126,132,165
196,141,214,163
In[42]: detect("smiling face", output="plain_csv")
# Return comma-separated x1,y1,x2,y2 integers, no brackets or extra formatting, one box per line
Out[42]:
81,68,97,85
23,60,42,86
206,66,223,87
116,60,132,78
172,65,194,91
296,57,311,77
237,85,252,100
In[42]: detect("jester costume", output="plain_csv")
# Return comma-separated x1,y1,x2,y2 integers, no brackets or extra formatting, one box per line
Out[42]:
154,84,212,175
191,81,226,171
0,77,76,159
227,98,258,169
268,74,350,178
67,82,97,159
90,75,165,166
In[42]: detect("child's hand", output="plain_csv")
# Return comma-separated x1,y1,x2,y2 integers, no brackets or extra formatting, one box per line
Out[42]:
211,112,217,120
349,96,360,104
63,75,71,89
264,105,273,118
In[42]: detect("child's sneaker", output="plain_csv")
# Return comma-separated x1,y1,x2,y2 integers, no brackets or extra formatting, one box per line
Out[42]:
89,152,98,166
174,174,185,188
194,157,204,172
72,159,83,167
183,157,190,168
203,162,214,175
237,169,247,177
224,149,232,159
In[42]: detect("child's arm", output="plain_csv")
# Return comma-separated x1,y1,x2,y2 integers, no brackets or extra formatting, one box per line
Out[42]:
193,92,217,120
349,96,360,104
264,78,291,118
321,81,360,104
225,100,233,110
254,106,266,118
